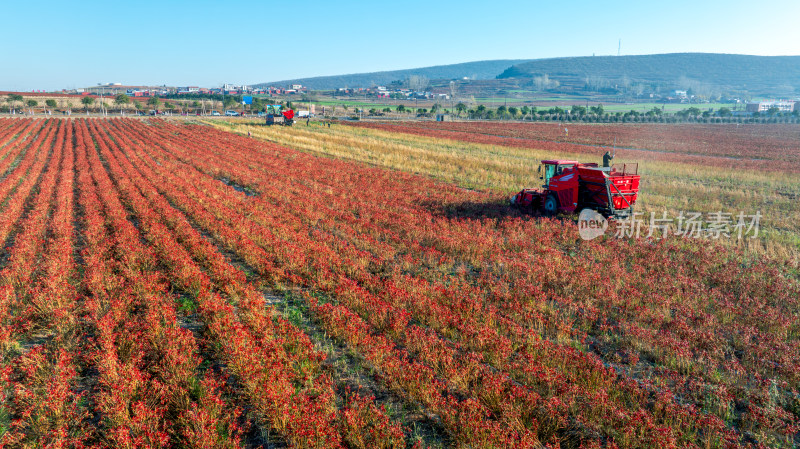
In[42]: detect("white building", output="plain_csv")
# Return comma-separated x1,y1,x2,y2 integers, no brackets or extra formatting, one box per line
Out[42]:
746,101,796,113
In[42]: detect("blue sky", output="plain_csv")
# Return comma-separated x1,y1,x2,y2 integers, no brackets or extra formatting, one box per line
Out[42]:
2,0,799,91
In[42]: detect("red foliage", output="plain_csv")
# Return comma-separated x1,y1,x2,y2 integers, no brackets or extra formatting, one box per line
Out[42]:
0,117,796,447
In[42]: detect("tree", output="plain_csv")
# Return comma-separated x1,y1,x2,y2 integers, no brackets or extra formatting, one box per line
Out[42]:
496,105,507,119
114,94,130,107
508,106,518,119
45,99,57,113
686,107,702,118
449,81,458,99
6,94,23,113
476,104,486,116
81,96,95,113
570,105,586,116
717,107,732,117
147,97,161,110
114,94,130,114
766,107,780,117
164,102,174,114
26,99,38,113
396,104,405,113
407,75,429,92
455,102,466,117
251,97,265,113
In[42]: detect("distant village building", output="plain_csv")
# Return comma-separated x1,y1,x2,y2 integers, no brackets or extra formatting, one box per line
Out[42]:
221,84,252,94
745,101,797,113
83,83,162,97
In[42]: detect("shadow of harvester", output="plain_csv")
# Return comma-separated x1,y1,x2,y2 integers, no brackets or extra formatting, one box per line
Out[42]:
419,198,533,221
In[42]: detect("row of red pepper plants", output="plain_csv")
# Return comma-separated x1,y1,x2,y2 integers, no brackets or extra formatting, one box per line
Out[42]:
0,119,86,447
97,118,797,447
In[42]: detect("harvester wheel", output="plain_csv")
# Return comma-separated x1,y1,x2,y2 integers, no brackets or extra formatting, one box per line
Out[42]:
543,194,558,215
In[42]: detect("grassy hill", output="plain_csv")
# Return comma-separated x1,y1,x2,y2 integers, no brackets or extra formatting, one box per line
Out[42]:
498,53,800,97
253,60,532,90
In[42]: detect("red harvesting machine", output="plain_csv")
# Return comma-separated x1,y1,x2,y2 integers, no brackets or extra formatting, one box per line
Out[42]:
265,106,295,126
510,160,640,218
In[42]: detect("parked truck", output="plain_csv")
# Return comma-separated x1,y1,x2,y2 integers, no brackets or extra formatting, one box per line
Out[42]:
265,105,294,126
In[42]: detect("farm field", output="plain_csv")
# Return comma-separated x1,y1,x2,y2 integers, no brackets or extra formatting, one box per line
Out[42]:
0,117,798,448
216,120,800,258
348,121,800,171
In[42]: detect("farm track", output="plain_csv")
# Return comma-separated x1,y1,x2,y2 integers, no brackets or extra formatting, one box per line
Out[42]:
0,117,796,447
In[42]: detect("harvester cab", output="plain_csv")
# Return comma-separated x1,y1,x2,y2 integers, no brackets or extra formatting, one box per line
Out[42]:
540,160,573,187
511,159,640,218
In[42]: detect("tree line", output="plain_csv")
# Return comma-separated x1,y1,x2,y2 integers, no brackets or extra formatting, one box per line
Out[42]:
372,102,800,124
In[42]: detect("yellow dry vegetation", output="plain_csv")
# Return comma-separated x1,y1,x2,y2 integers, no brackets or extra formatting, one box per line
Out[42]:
208,119,800,259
